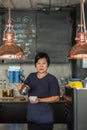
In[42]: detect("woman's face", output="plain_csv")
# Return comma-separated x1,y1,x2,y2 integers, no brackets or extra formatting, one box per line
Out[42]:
35,58,48,73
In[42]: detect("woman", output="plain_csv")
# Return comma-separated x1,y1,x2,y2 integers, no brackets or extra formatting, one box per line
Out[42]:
18,52,60,130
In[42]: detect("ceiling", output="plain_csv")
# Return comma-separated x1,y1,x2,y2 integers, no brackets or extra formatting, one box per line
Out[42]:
0,0,87,11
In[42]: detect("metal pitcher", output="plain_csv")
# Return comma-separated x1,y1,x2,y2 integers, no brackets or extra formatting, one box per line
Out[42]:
20,85,30,95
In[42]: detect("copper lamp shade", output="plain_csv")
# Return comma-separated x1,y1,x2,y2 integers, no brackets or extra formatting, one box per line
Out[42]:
0,32,24,59
67,41,87,59
67,0,87,59
67,30,87,59
0,0,24,60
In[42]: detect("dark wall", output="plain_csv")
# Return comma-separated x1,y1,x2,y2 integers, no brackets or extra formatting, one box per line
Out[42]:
36,10,72,63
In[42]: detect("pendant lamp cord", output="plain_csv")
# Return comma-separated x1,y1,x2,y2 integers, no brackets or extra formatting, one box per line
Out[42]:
8,0,11,24
80,0,83,32
82,0,86,33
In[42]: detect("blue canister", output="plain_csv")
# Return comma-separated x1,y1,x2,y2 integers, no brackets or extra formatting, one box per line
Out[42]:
14,70,20,83
9,71,15,83
19,70,25,83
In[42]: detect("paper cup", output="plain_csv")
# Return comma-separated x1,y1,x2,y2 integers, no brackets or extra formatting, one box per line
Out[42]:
29,96,37,102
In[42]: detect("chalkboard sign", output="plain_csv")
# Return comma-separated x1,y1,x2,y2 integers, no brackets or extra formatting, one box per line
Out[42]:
4,10,36,63
36,10,71,63
0,12,5,63
0,15,3,43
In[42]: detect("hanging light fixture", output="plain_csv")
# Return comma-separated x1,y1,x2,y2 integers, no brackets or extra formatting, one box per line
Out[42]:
0,0,24,59
67,0,87,59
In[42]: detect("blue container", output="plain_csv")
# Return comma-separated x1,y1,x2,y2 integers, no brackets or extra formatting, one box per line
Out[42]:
9,71,15,83
14,71,20,83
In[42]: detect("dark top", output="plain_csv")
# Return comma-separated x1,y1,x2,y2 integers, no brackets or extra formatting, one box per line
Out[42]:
24,72,60,123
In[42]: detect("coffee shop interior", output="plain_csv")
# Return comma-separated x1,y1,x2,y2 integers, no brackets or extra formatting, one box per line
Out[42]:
0,0,87,130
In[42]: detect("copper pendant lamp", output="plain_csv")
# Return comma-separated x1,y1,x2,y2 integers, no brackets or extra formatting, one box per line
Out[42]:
0,0,24,59
67,0,87,59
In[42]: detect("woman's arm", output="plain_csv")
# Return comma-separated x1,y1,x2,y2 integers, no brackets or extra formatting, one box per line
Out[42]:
38,96,60,103
29,96,60,104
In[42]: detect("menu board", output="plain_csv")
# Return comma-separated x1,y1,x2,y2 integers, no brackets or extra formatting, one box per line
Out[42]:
4,10,36,63
0,15,2,43
0,14,4,63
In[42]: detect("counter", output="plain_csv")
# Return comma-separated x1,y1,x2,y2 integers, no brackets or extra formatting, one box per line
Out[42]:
0,96,28,102
0,96,65,103
0,98,66,123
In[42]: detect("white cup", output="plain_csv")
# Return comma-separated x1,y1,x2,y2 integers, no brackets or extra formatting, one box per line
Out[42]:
29,96,38,102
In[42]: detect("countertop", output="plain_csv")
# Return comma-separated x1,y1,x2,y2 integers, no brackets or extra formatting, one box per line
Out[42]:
0,96,66,103
0,96,28,102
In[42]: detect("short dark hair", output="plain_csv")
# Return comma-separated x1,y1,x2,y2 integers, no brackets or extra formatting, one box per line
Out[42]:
34,52,50,66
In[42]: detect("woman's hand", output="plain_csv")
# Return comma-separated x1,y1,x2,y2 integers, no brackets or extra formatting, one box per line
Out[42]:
29,97,39,104
17,83,24,91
